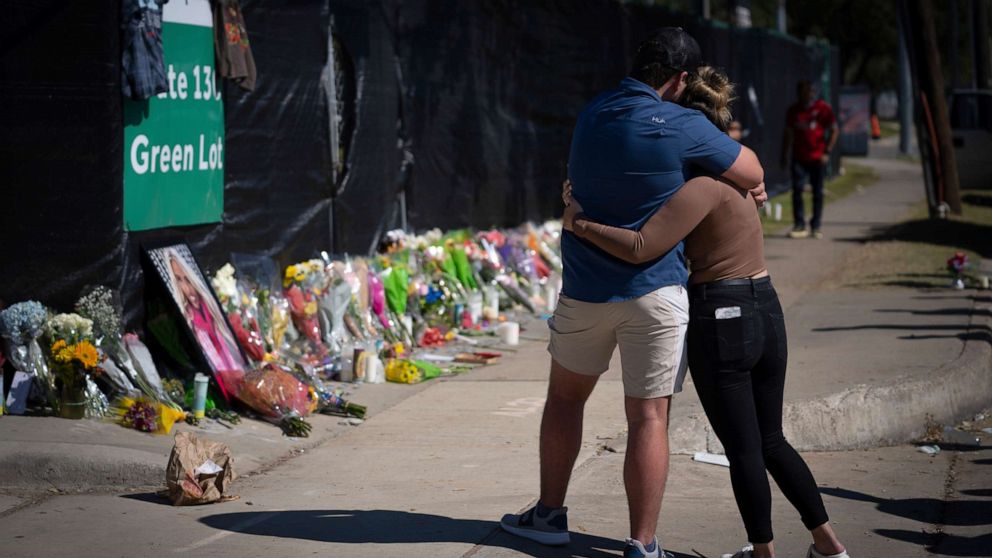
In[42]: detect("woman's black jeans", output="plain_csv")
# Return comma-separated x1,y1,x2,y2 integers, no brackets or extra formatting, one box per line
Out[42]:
687,276,829,544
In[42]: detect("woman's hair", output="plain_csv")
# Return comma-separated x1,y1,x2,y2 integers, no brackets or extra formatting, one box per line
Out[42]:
682,65,736,132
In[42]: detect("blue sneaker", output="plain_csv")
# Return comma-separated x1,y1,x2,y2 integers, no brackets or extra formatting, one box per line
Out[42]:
624,537,674,558
499,504,569,545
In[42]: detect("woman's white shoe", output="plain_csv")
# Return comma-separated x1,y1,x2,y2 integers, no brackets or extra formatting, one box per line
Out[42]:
806,544,849,558
720,543,754,558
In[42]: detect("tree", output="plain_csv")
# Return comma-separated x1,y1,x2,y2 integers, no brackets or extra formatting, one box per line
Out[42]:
907,0,962,214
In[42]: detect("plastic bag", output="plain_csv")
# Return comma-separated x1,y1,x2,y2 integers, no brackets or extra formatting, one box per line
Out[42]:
166,432,236,506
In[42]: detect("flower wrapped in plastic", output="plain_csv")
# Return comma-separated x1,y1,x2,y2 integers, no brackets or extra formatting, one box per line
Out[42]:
283,260,328,356
44,313,108,418
212,265,267,363
75,286,138,397
112,395,186,435
0,301,59,413
122,333,184,410
385,358,442,384
236,363,315,437
316,260,358,353
279,355,367,419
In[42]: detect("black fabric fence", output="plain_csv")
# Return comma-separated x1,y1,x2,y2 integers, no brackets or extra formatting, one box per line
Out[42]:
1,0,837,330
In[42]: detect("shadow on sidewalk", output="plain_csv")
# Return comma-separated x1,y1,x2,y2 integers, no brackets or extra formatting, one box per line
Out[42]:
872,528,992,557
819,487,992,526
875,308,992,318
197,509,689,557
811,321,991,346
910,295,992,304
834,218,992,259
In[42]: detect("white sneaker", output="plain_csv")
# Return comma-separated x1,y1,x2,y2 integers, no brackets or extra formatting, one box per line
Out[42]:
806,544,850,558
721,543,754,558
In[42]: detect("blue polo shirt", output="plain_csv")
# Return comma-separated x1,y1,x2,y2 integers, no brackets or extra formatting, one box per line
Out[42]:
562,77,742,303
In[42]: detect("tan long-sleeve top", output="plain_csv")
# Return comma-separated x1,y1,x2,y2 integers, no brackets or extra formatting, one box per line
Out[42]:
572,177,767,285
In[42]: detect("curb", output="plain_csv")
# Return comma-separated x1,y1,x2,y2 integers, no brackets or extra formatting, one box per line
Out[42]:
0,446,164,491
0,415,345,492
669,289,992,454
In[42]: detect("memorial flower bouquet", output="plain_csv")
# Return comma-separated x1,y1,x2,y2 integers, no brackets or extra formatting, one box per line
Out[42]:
0,300,59,412
385,358,442,384
320,262,362,352
44,313,106,418
213,264,268,362
947,251,969,289
74,286,137,397
112,395,186,434
284,259,327,354
236,362,315,437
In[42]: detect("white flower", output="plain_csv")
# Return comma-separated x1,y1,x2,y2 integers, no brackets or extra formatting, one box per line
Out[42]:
46,313,94,340
212,263,239,301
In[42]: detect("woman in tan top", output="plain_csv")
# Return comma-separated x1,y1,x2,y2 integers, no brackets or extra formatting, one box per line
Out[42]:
562,67,849,558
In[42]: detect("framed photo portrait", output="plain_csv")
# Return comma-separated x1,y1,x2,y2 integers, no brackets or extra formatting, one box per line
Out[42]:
143,242,246,400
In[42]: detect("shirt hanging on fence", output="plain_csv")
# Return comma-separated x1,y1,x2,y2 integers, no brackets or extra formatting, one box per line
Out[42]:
213,0,256,91
121,0,169,100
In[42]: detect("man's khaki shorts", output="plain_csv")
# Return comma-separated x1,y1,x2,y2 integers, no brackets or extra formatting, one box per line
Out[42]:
547,284,689,399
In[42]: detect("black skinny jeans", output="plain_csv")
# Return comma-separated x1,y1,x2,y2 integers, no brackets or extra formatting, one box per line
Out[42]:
687,277,828,544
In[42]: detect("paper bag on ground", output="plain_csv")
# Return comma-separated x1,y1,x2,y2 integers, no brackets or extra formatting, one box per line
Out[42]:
166,431,236,506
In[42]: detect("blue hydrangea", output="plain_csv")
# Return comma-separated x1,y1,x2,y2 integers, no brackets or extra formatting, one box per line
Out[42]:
0,300,48,345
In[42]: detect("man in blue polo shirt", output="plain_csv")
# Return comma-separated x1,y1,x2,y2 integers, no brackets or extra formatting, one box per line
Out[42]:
501,28,765,558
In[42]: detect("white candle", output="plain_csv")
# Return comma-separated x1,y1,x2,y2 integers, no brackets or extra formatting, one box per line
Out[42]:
498,321,520,346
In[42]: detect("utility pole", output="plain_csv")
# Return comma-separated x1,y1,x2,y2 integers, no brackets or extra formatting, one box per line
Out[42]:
898,3,914,154
975,0,991,89
776,0,787,34
908,0,962,214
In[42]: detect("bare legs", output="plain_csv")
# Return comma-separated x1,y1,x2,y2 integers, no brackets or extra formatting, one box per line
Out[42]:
624,394,671,545
539,360,598,508
538,359,671,547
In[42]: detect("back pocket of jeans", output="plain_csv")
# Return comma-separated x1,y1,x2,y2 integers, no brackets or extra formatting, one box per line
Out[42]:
696,314,756,363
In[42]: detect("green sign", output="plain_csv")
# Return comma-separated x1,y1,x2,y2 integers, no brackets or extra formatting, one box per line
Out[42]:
124,0,224,231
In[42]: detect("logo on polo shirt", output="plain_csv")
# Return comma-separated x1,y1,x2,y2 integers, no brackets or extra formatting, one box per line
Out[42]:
651,116,667,125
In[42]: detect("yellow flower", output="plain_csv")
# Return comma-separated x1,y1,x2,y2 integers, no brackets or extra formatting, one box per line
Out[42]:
283,265,298,287
52,339,74,364
304,301,318,316
157,403,186,435
73,341,100,369
294,272,306,283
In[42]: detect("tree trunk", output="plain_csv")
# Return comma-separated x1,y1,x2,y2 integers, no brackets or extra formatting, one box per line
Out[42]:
909,0,962,214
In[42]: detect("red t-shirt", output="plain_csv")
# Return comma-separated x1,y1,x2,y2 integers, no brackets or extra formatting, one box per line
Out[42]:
786,99,836,163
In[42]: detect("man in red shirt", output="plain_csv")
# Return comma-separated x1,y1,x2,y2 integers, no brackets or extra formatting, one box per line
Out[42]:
781,80,838,239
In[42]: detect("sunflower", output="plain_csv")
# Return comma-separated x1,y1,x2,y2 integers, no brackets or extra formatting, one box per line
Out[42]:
51,339,74,364
72,340,100,369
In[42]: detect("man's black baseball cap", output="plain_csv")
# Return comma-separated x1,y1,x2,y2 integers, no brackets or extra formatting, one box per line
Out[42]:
632,27,702,75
